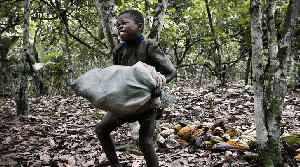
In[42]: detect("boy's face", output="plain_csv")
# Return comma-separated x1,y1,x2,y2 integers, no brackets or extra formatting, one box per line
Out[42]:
117,13,141,41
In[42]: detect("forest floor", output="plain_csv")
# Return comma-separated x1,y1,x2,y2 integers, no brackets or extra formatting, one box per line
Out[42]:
0,80,300,167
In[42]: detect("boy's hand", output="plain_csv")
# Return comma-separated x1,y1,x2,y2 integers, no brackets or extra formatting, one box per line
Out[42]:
151,91,162,99
165,68,177,83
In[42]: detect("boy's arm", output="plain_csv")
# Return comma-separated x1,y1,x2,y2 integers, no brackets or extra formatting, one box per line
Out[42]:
165,68,177,83
146,40,176,78
112,44,124,65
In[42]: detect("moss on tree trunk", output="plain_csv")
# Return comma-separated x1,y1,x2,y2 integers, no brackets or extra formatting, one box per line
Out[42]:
257,140,282,167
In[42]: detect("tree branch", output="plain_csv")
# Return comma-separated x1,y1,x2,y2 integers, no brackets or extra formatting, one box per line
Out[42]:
40,0,108,56
70,15,107,49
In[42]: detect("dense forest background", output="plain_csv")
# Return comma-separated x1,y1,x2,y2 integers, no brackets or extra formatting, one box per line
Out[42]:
1,0,299,98
1,0,300,166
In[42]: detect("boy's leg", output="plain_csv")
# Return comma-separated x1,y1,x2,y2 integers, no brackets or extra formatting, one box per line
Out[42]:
95,112,121,167
139,121,159,167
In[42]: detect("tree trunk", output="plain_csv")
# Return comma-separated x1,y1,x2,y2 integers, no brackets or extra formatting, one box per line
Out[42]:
204,0,224,85
95,0,119,54
59,10,72,86
144,0,151,35
262,0,282,165
0,35,18,97
277,0,300,90
294,48,300,87
250,0,299,166
0,35,6,96
147,0,168,40
250,0,268,165
15,0,31,115
245,51,252,85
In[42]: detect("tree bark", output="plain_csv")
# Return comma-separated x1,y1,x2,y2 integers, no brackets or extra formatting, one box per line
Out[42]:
144,0,151,35
95,0,119,54
251,0,299,166
204,0,224,85
262,0,282,165
147,0,168,41
59,10,72,86
15,0,31,115
0,35,7,96
250,0,269,165
245,51,252,85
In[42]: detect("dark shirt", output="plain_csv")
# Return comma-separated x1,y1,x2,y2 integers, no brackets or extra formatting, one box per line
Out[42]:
113,39,174,75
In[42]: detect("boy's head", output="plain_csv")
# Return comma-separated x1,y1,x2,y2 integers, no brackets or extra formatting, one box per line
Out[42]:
117,10,144,41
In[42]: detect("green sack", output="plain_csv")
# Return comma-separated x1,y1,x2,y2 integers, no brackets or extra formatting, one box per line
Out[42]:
161,91,176,109
71,61,166,116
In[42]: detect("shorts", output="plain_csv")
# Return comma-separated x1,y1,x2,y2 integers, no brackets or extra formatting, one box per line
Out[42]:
116,108,163,126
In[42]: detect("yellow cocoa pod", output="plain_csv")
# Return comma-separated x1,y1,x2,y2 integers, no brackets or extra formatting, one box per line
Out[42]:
226,128,243,137
227,139,249,150
227,139,235,146
178,125,196,136
161,129,175,135
226,129,238,137
174,124,183,131
294,154,300,162
191,129,204,139
234,141,249,150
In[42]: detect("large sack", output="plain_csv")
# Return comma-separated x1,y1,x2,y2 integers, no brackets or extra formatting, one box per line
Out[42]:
71,61,166,116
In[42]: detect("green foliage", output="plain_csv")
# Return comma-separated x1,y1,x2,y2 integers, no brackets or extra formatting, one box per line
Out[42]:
167,8,176,13
47,55,67,76
0,0,298,94
87,111,105,119
45,75,55,85
197,57,205,65
35,40,46,62
1,35,19,55
281,135,300,147
45,52,64,62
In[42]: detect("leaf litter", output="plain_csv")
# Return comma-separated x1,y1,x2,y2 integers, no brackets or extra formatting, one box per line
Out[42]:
0,81,299,166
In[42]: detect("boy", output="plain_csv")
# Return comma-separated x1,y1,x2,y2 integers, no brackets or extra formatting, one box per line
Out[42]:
95,10,176,167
